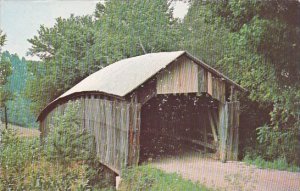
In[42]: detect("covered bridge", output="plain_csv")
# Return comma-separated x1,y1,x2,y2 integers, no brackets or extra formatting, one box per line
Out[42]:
38,51,245,175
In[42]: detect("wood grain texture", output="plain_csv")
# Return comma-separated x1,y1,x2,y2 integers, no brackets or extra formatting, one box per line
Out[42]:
218,101,240,162
157,57,198,94
40,96,141,175
198,66,208,94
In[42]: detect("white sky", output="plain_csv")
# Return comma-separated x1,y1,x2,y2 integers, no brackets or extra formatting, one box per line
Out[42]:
0,0,189,60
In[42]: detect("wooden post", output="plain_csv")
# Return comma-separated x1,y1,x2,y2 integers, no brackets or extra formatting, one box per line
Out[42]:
227,103,234,160
218,102,228,162
208,108,218,144
128,102,141,166
218,101,240,161
116,176,122,190
232,102,240,160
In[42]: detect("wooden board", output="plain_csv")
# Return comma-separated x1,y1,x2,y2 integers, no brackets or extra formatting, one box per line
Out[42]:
212,77,226,103
157,57,198,94
198,66,208,93
207,72,213,95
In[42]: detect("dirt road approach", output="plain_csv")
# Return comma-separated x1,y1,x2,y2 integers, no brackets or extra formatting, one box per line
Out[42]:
151,153,300,191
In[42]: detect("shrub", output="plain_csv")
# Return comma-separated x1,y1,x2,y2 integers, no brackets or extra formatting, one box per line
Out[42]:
243,154,300,172
20,159,90,191
256,124,299,165
0,102,115,190
0,128,40,190
44,101,95,165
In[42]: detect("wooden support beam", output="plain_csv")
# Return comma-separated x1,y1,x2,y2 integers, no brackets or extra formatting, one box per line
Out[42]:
232,102,240,160
208,108,218,144
218,101,240,162
218,102,228,162
127,102,142,166
227,102,234,160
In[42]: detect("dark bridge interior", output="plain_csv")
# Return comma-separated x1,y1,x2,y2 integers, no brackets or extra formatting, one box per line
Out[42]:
139,94,219,163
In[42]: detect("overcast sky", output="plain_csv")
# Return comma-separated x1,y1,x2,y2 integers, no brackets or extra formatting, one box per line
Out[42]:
0,0,189,60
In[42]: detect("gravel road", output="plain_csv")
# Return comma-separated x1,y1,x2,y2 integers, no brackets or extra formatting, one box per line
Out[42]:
151,153,300,191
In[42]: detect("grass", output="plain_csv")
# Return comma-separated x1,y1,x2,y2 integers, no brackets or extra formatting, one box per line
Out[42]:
119,165,213,191
243,155,300,172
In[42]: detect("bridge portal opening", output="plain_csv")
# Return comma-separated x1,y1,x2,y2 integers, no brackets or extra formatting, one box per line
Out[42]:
139,94,219,163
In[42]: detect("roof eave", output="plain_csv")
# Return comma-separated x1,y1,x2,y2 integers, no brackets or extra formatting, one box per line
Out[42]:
37,91,125,121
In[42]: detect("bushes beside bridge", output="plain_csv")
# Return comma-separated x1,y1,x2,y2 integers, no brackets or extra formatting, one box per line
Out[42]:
0,104,115,190
0,103,212,190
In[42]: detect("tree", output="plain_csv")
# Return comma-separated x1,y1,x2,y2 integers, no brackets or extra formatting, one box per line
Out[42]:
1,52,36,127
204,0,300,127
26,1,181,115
0,30,5,48
183,0,300,164
27,15,97,115
0,30,12,129
92,0,181,62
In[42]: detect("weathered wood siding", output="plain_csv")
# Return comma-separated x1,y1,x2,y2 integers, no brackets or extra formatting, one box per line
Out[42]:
157,57,198,94
198,67,208,93
199,71,226,103
226,101,240,160
156,55,226,103
218,101,240,161
40,96,141,175
212,76,226,103
128,103,142,166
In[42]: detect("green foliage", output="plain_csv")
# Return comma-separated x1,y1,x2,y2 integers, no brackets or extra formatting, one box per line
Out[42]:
26,15,96,116
204,0,300,112
243,155,300,172
120,165,211,191
0,30,6,47
44,102,115,190
184,0,300,163
94,0,180,61
0,128,40,190
256,125,299,165
0,104,115,190
0,55,12,108
45,102,94,164
1,51,37,127
26,0,181,115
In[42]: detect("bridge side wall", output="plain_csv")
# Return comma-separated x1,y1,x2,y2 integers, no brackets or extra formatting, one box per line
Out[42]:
40,96,141,175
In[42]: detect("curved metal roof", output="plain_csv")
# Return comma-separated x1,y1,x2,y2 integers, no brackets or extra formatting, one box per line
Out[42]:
37,51,246,121
60,51,185,98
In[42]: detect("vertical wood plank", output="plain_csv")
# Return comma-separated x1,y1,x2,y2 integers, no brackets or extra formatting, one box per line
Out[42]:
207,72,213,95
233,102,240,160
218,102,228,162
198,66,208,94
157,57,198,94
227,102,234,160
